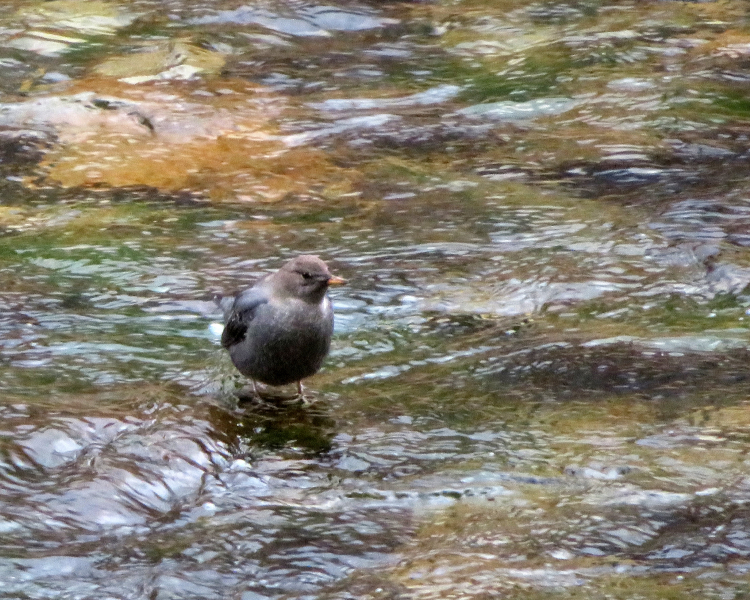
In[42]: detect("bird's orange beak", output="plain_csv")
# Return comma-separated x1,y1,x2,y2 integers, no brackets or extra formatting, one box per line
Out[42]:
327,275,347,286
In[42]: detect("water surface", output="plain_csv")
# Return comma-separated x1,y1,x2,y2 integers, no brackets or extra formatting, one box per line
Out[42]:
1,0,750,598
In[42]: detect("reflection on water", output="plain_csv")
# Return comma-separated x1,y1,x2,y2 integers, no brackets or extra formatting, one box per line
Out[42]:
192,3,398,36
2,0,750,597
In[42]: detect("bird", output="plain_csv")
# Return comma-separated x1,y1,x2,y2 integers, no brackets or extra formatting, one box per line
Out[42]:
219,255,346,398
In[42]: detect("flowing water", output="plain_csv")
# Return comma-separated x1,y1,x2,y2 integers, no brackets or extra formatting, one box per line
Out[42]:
2,0,750,598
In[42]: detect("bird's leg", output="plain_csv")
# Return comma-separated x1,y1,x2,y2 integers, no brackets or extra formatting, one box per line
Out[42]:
296,381,314,406
252,379,261,398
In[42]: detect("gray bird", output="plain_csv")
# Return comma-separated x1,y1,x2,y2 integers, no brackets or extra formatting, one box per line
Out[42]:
220,255,346,397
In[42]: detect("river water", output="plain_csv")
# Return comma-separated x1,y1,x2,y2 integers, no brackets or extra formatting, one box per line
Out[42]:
2,0,750,598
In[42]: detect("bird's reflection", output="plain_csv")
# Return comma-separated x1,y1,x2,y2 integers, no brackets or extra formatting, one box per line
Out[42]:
207,393,337,456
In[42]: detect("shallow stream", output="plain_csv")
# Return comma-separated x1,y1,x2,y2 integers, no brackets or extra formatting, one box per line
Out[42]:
2,0,750,598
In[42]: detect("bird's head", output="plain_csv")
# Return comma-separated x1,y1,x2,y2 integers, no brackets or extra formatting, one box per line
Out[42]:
275,255,346,302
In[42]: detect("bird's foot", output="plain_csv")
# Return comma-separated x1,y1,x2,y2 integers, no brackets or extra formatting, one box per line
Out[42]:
298,393,318,406
237,381,311,405
235,379,265,404
295,381,318,406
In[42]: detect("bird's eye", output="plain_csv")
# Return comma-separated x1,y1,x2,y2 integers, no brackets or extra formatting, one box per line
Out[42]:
301,272,313,280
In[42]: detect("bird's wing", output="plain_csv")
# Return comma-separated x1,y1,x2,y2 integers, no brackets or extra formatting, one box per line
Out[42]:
220,288,268,349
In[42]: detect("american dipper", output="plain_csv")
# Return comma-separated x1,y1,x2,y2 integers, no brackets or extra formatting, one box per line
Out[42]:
220,255,345,397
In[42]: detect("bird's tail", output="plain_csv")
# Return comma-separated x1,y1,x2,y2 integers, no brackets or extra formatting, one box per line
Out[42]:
213,294,237,323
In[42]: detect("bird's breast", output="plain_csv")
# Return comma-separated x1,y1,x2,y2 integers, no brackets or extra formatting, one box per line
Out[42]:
257,297,332,338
